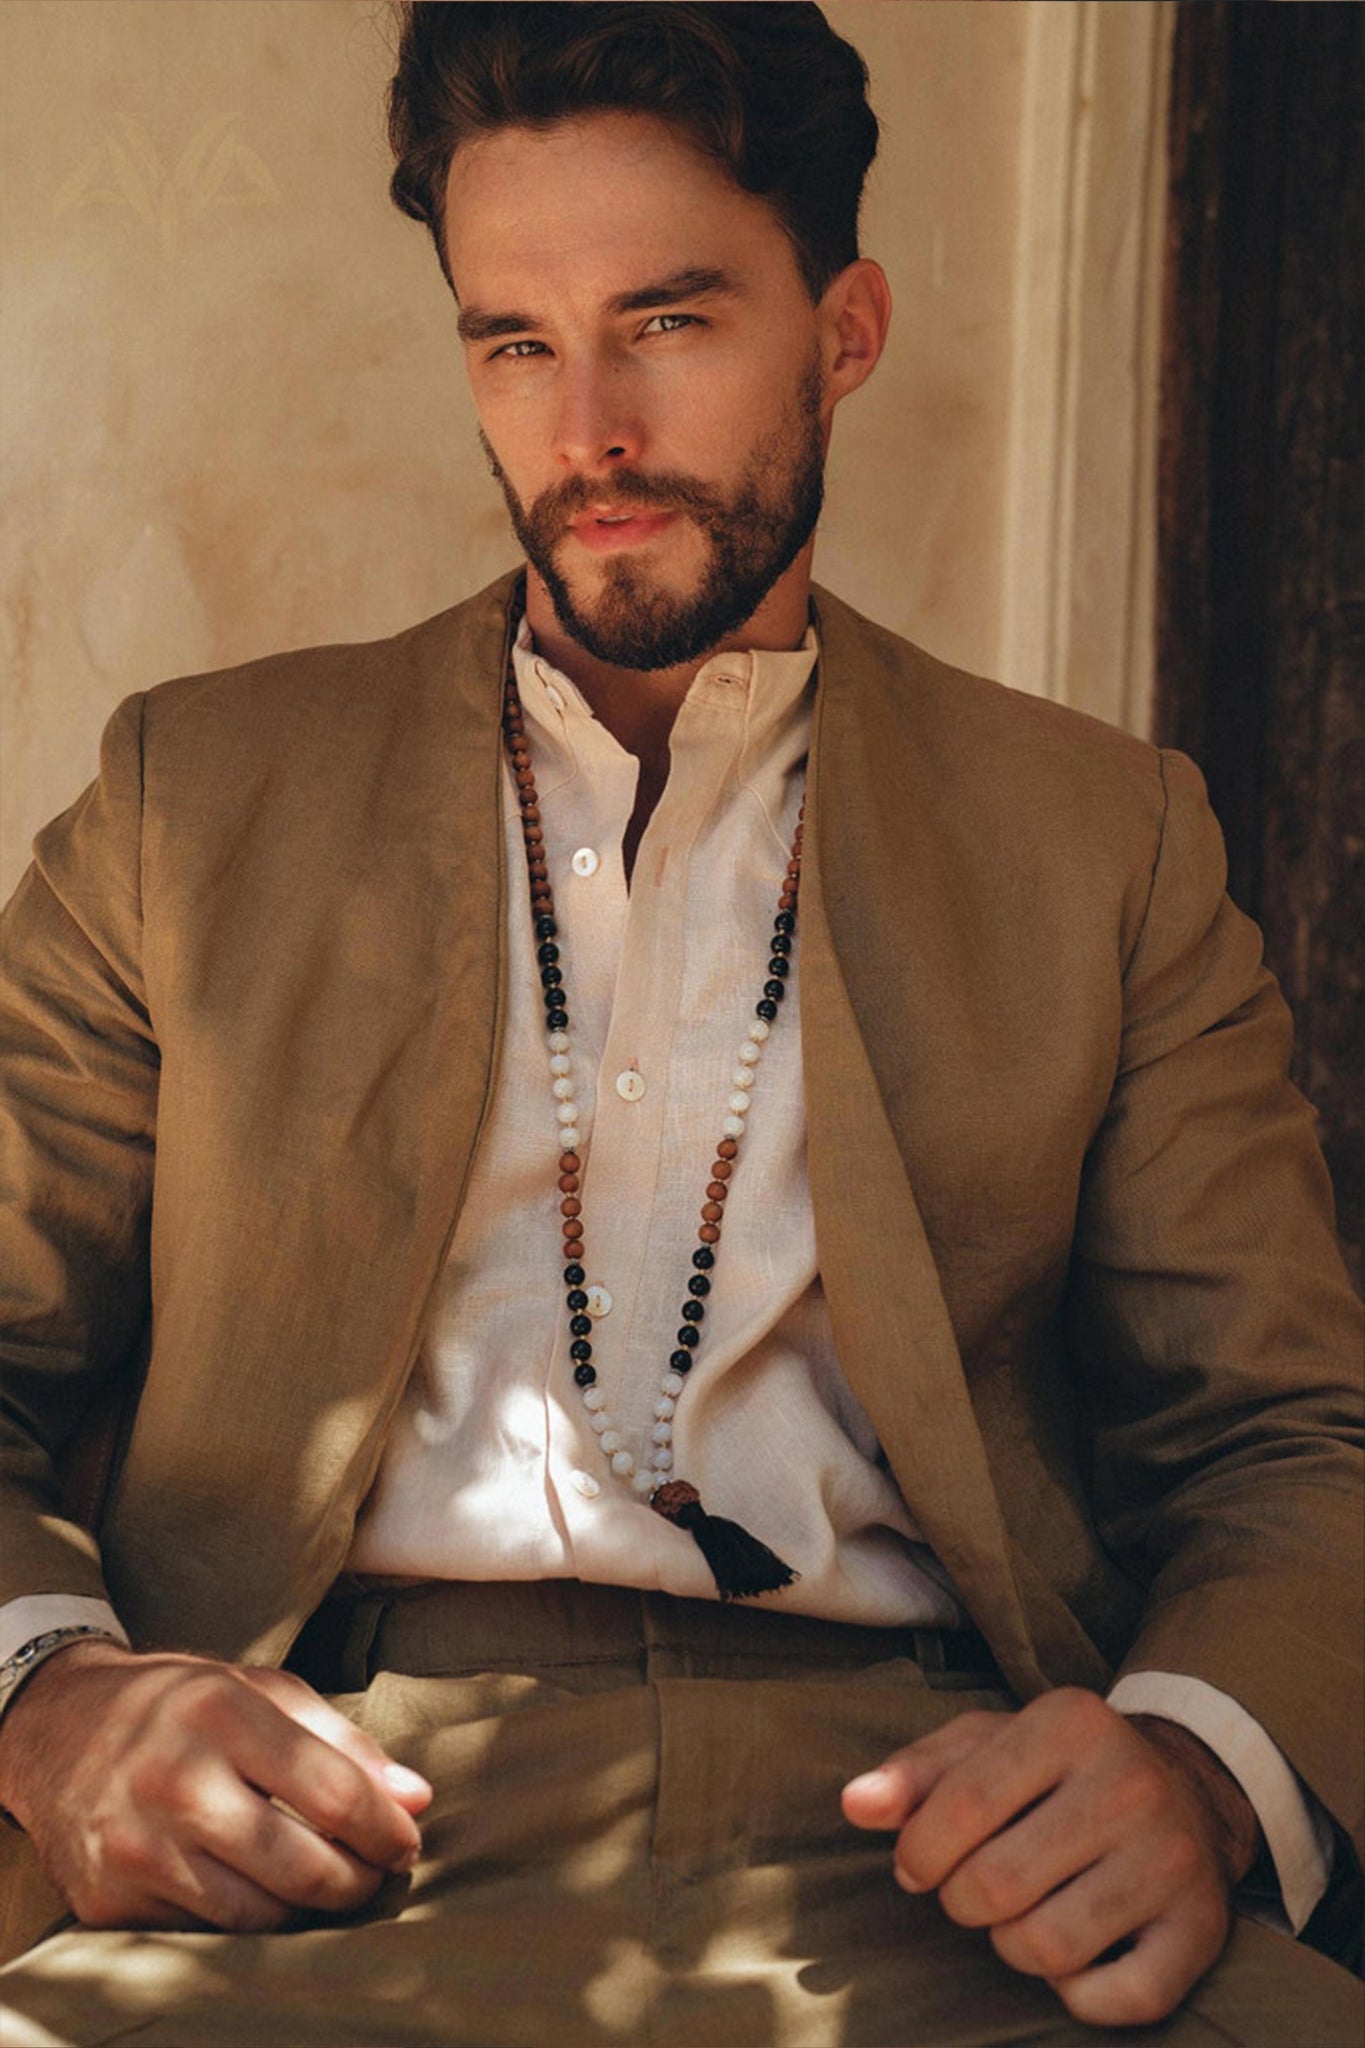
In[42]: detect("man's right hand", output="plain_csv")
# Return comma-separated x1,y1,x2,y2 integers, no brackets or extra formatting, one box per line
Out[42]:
0,1638,433,1932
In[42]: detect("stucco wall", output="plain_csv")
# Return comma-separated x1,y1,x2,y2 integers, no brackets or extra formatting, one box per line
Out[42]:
1,1,1038,896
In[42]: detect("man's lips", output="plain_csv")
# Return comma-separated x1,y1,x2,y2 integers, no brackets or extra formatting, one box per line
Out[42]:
567,507,678,553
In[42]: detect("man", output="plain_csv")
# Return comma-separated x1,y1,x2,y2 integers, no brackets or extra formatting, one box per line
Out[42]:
0,6,1360,2044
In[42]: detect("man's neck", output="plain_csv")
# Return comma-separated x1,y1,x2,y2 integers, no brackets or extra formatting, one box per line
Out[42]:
522,554,813,882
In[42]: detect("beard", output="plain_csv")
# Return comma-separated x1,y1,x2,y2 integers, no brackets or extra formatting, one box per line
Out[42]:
481,353,826,671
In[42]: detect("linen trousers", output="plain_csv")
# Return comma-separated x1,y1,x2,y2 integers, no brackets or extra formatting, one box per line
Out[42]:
1,1581,1360,2048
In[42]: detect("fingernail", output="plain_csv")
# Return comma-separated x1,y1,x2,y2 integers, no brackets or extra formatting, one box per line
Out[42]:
399,1839,422,1872
383,1762,431,1796
844,1768,892,1799
894,1863,926,1894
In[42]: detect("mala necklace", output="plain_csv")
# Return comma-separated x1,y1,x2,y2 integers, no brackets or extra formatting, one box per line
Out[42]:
502,645,802,1602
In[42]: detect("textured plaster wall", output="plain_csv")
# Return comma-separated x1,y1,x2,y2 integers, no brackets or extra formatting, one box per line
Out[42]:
1,0,1027,897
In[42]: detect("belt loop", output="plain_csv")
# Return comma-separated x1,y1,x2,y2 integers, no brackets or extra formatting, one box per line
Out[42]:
340,1589,391,1692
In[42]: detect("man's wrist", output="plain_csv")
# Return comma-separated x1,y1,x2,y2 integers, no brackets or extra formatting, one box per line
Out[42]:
0,1625,126,1723
0,1631,133,1829
1129,1712,1264,1890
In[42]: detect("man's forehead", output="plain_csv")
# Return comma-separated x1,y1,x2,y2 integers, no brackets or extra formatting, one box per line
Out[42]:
443,112,794,305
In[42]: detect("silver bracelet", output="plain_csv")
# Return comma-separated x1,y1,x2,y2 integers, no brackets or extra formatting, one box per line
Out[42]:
0,1624,121,1721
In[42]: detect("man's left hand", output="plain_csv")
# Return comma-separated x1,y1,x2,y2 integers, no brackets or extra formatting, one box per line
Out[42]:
842,1688,1263,2030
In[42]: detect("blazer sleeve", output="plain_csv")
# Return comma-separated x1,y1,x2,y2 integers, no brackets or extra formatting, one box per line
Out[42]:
0,693,157,1610
1067,747,1364,1871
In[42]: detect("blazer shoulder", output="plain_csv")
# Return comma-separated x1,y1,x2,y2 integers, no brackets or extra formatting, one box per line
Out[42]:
137,568,521,755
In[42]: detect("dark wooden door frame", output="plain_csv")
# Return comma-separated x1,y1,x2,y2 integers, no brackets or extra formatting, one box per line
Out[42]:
1157,0,1363,1287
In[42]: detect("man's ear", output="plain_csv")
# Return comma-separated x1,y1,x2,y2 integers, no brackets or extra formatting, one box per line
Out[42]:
819,259,892,409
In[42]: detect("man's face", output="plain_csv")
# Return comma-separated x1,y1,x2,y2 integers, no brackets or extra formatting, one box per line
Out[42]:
444,114,833,669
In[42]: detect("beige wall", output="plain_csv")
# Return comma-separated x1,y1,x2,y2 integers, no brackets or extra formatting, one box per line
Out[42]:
1,1,1160,899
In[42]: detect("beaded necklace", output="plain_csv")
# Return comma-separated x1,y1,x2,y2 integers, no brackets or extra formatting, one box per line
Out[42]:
502,636,802,1602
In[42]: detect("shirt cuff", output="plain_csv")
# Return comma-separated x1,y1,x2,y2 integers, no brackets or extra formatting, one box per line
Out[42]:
0,1593,128,1669
1108,1668,1335,1934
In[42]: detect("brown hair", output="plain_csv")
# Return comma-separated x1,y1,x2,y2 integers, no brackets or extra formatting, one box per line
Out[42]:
387,2,879,302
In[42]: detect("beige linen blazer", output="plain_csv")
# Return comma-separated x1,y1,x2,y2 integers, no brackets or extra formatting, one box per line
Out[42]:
2,571,1361,1941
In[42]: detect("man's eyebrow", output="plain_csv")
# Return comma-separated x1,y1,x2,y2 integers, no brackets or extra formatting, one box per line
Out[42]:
606,266,739,315
456,268,740,344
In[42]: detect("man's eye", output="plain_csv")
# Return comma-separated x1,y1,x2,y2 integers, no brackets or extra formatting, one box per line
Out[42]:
491,339,548,360
640,312,700,336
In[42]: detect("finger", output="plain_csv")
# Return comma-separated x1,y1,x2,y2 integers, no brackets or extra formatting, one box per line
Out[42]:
220,1688,423,1873
841,1712,1005,1830
191,1777,397,1917
1049,1897,1229,2031
892,1711,1070,1893
986,1838,1191,1980
244,1668,434,1811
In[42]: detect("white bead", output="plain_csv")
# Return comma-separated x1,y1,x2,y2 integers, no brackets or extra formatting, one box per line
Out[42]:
722,1113,745,1139
727,1090,751,1115
610,1449,635,1477
654,1395,676,1419
548,1030,570,1053
549,1053,571,1076
582,1385,606,1411
732,1069,754,1091
560,1128,581,1152
600,1430,623,1454
631,1469,656,1495
661,1372,684,1397
650,1421,673,1445
589,1411,610,1435
651,1448,674,1472
552,1077,575,1100
556,1101,579,1125
748,1019,770,1043
738,1041,762,1066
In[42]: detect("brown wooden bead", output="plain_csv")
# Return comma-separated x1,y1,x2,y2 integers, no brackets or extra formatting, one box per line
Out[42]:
701,1201,724,1223
716,1138,739,1159
528,860,548,881
563,1215,583,1238
557,1173,579,1194
710,1159,733,1179
560,1196,582,1218
706,1181,728,1203
559,1152,580,1173
515,769,536,789
564,1238,584,1262
698,1223,721,1244
778,892,796,910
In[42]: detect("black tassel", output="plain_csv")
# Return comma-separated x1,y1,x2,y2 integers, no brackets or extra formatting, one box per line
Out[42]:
650,1480,800,1602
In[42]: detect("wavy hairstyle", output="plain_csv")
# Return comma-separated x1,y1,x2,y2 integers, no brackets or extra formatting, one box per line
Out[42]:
387,2,879,302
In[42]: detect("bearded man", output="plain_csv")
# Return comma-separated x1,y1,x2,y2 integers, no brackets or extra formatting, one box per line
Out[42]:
0,7,1361,2045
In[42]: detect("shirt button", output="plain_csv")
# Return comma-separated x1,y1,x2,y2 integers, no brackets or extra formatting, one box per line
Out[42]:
569,1469,601,1500
544,684,565,711
571,847,600,877
585,1285,613,1318
615,1070,646,1103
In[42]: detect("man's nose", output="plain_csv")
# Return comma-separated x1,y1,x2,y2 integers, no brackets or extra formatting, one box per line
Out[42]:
553,359,644,472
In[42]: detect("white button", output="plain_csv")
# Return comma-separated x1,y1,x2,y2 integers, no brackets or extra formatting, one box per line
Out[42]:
569,1469,601,1499
571,847,600,877
544,684,565,711
585,1285,613,1318
615,1069,646,1102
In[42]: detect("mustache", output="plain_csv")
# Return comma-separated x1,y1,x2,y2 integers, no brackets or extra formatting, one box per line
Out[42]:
479,433,725,533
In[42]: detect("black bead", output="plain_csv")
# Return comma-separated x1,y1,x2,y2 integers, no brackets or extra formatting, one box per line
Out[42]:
763,980,786,1003
564,1263,586,1286
774,911,795,933
670,1350,694,1374
547,1008,569,1030
687,1274,711,1296
566,1289,589,1312
540,968,563,991
769,931,792,955
756,998,778,1021
692,1247,715,1269
570,1314,593,1338
675,1325,700,1348
537,942,560,965
570,1338,593,1362
543,983,566,1005
680,1299,704,1323
766,957,789,979
572,1363,597,1387
535,915,558,940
